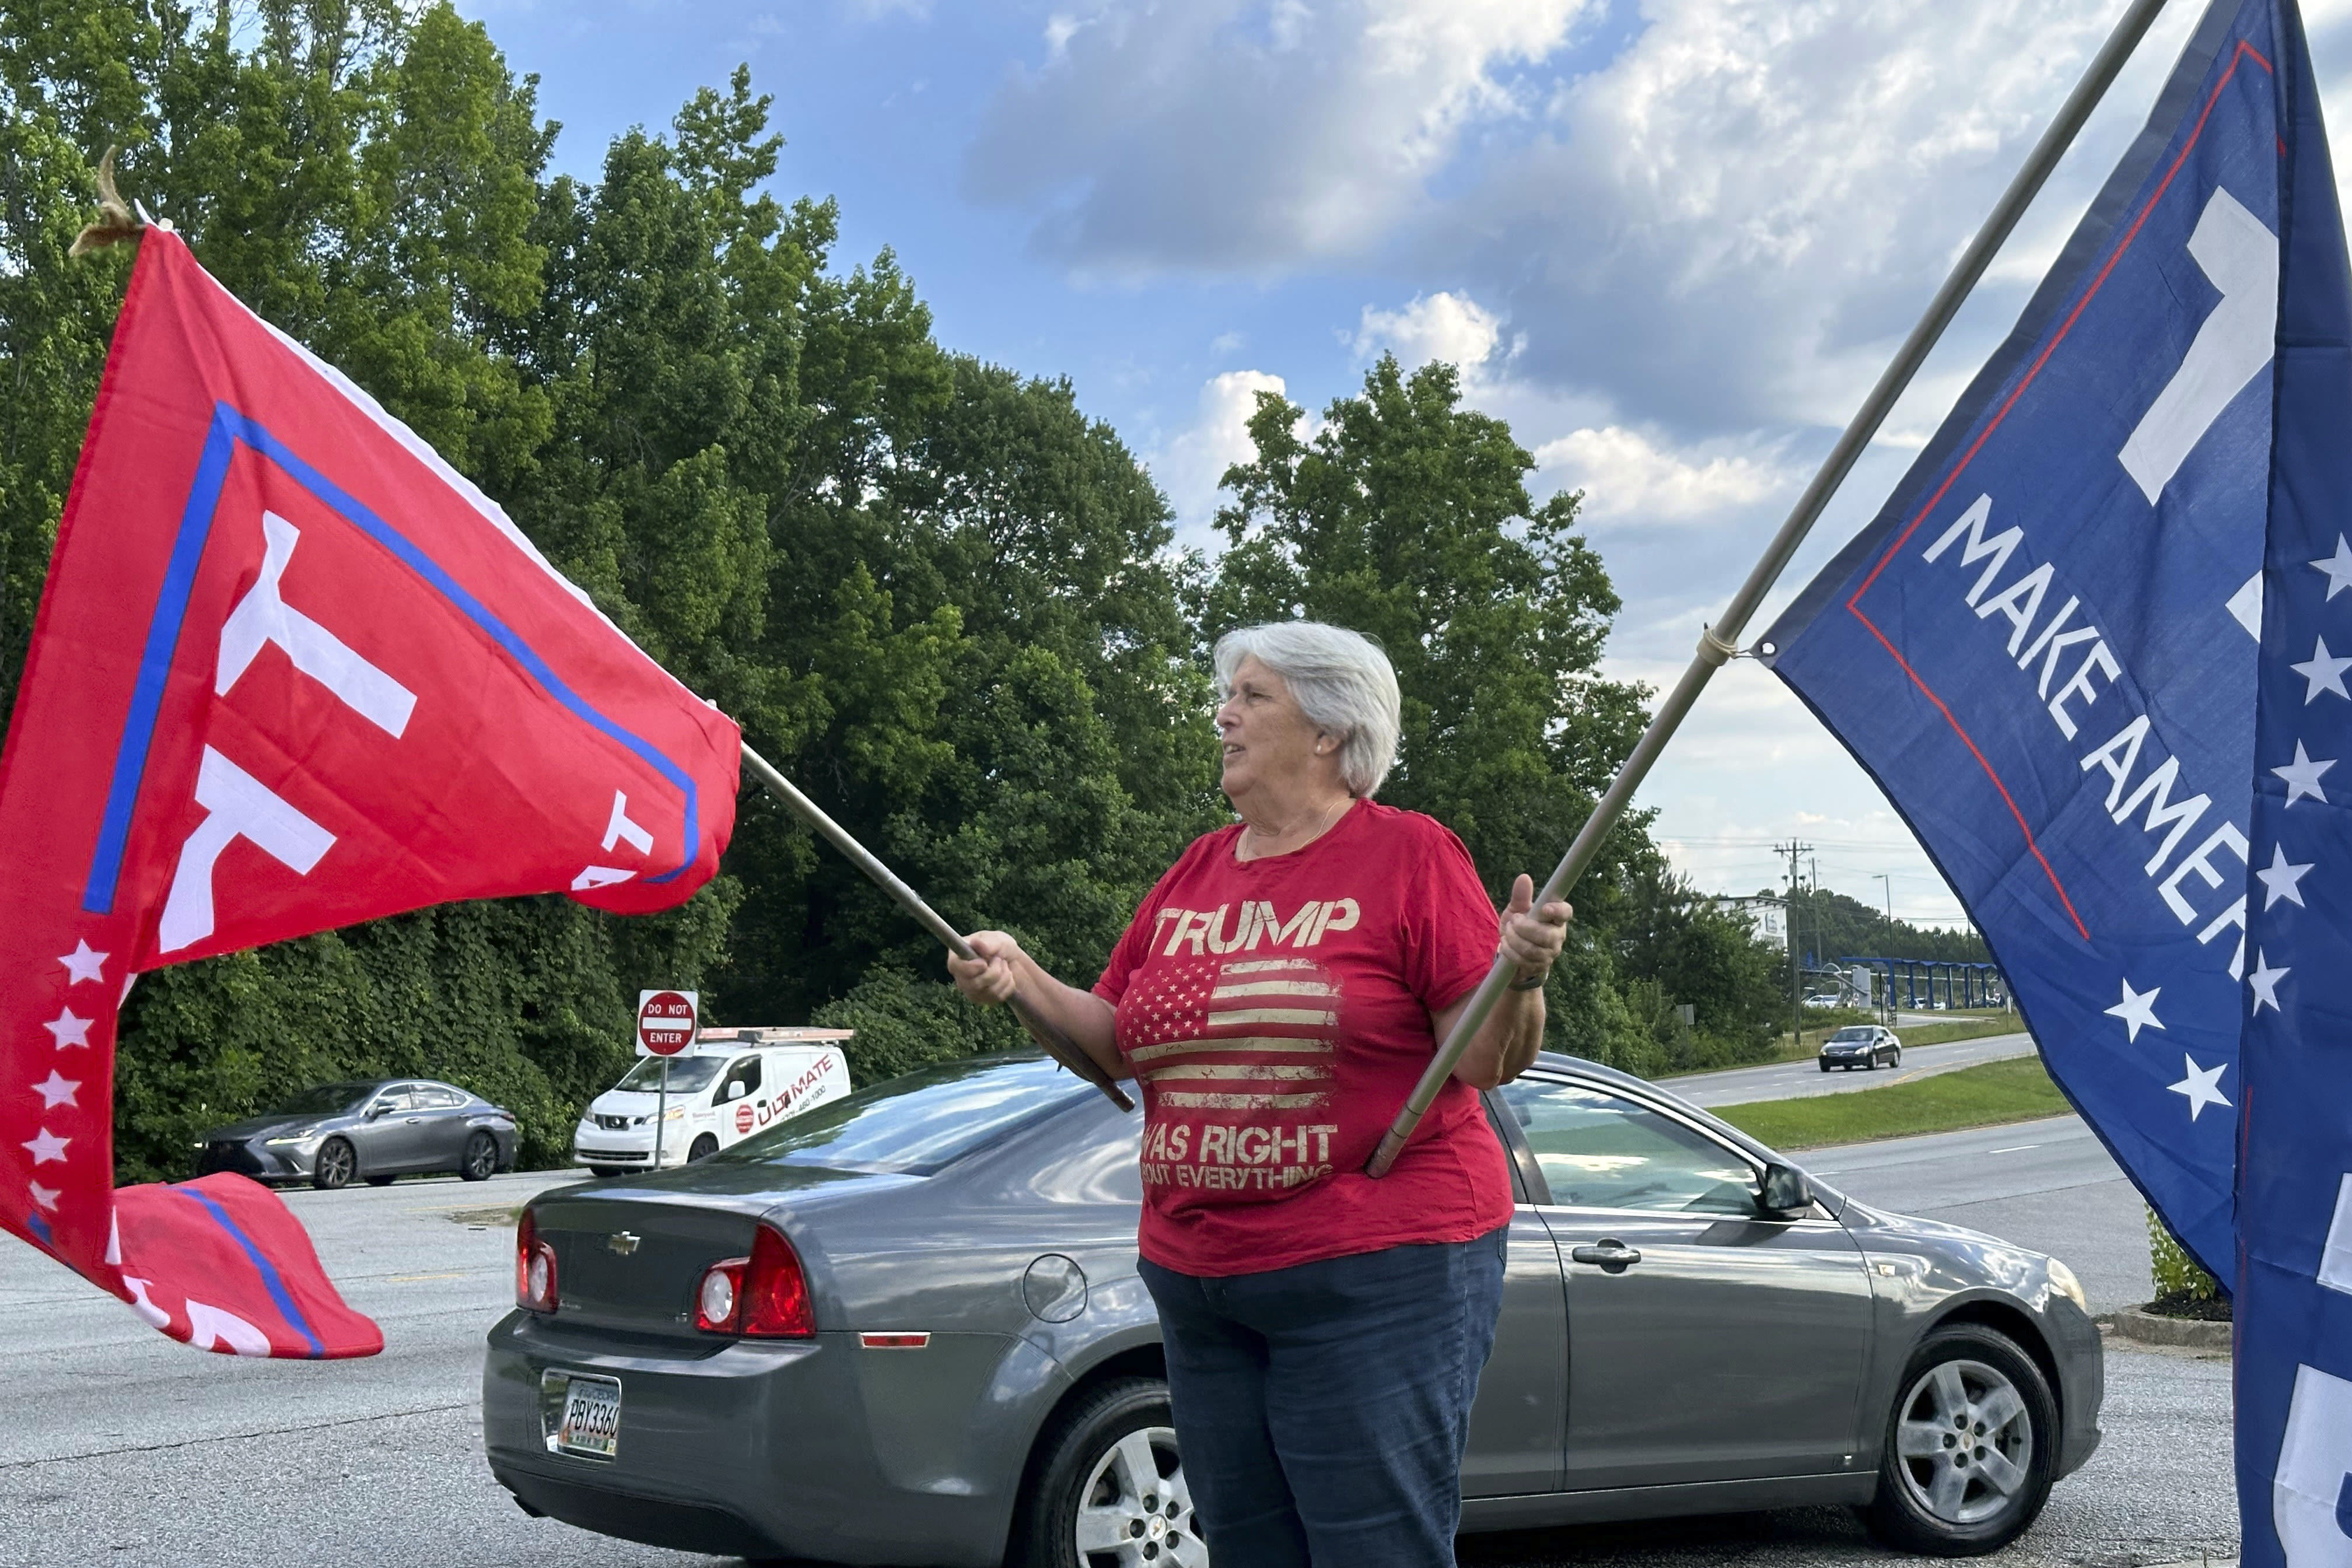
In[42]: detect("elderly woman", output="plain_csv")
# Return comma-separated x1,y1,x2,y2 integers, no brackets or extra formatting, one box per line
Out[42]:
949,620,1570,1567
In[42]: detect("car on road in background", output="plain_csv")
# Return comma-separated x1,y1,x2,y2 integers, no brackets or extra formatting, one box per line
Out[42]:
484,1050,2102,1566
196,1079,519,1189
571,1028,852,1178
1803,992,1844,1009
1821,1024,1903,1072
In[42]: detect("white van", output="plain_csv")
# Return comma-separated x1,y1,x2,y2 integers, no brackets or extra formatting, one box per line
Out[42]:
572,1027,853,1177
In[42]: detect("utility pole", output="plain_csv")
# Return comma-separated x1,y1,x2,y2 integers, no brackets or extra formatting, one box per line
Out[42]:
1873,874,1895,1020
1777,840,1813,1046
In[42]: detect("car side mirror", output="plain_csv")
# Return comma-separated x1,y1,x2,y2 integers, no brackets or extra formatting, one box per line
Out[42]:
1756,1162,1814,1220
724,1082,745,1101
365,1103,390,1120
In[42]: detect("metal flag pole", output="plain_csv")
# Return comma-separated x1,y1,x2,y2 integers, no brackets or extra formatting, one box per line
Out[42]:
654,1058,670,1170
1365,0,2176,1179
738,742,1136,1112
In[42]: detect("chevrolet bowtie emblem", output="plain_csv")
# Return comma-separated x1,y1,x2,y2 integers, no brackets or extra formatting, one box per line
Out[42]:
606,1231,640,1256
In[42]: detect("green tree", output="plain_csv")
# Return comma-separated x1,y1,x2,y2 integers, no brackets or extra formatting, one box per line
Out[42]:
1200,355,1668,1068
2,4,1220,1167
1782,886,1992,968
1610,862,1785,1066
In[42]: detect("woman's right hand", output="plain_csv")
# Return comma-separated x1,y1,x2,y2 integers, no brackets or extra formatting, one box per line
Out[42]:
947,930,1026,1007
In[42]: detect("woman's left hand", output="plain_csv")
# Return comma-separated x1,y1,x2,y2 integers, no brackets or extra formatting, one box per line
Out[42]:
1499,873,1573,984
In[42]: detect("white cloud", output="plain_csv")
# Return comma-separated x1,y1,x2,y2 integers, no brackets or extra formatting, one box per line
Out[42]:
1535,425,1788,524
1352,290,1508,377
963,0,1594,275
1433,0,2206,432
1149,369,1293,540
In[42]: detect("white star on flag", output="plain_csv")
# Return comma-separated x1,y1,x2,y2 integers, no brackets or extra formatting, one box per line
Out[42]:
2275,741,2336,806
26,1183,58,1212
2250,950,2291,1014
32,1072,77,1111
22,1129,69,1165
41,1009,92,1049
56,940,107,985
2258,844,2315,909
2314,534,2352,599
2105,978,2164,1042
2168,1056,2233,1122
2291,636,2352,702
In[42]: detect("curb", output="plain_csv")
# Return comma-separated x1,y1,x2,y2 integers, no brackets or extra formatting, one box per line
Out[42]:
2102,1304,2232,1351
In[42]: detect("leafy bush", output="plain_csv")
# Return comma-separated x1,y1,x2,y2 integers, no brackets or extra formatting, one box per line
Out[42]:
2147,1208,2227,1316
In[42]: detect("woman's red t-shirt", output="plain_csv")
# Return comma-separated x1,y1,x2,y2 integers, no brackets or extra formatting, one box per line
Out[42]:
1093,800,1515,1276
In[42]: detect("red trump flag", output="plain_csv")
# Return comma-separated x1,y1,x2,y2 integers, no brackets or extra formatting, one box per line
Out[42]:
0,232,741,1356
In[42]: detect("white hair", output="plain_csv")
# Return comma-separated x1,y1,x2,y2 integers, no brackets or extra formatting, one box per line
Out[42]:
1214,622,1402,797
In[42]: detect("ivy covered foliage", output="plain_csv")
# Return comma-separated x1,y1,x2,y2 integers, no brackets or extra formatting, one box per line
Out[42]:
3,1,1790,1180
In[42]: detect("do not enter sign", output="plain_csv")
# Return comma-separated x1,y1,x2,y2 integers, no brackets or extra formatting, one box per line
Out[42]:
637,989,699,1056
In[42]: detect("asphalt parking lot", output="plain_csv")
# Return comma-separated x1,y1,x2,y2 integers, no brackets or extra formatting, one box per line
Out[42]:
0,1119,2228,1568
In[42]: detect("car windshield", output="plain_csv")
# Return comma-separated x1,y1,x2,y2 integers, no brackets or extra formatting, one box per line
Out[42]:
1829,1027,1876,1042
265,1082,377,1116
615,1055,728,1093
718,1056,1088,1176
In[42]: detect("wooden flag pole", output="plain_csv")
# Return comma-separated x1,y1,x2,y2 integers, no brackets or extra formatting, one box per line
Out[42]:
1365,0,2176,1178
740,743,1136,1112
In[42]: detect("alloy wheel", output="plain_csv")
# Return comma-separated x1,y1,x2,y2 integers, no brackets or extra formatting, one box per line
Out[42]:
1894,1357,2034,1524
313,1139,355,1189
1073,1426,1204,1567
463,1132,498,1180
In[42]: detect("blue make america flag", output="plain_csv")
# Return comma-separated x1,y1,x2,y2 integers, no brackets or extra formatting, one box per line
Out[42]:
1769,4,2352,1560
1766,0,2283,1280
2241,5,2352,1564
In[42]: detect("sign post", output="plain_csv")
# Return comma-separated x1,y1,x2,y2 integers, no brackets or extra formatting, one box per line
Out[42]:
638,989,698,1170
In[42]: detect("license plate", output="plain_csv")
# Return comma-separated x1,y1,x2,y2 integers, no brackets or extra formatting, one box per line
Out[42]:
555,1373,622,1460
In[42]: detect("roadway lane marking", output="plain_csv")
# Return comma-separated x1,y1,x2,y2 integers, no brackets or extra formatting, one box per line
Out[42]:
385,1271,475,1283
1988,1144,2042,1154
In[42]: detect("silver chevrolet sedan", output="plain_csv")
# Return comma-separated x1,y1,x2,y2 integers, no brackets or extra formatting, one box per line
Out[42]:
482,1052,2102,1567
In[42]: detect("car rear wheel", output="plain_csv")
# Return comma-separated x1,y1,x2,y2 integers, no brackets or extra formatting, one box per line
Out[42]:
312,1137,356,1191
1864,1323,2057,1555
461,1130,500,1181
1015,1376,1203,1568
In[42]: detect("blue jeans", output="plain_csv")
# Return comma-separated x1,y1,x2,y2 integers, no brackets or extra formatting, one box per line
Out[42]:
1138,1227,1508,1568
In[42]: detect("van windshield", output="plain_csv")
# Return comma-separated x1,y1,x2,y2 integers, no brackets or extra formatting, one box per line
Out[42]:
716,1055,1088,1176
615,1056,727,1093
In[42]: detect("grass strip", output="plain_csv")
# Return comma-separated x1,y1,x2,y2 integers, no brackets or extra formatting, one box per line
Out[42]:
1711,1055,2071,1151
1895,1017,2025,1048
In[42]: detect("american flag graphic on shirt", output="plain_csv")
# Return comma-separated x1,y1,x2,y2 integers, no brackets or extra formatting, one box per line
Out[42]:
1121,955,1341,1110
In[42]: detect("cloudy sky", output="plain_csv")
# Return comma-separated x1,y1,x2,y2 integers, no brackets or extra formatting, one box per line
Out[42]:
456,0,2352,925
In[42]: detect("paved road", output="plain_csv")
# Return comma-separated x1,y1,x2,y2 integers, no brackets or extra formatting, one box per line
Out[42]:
0,1127,2224,1568
1664,1031,2039,1108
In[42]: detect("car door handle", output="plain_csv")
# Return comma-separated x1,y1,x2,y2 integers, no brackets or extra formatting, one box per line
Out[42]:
403,1117,423,1124
1570,1241,1642,1272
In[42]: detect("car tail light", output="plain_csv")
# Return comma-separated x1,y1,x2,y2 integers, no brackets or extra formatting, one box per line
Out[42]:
695,1256,747,1332
516,1208,558,1312
694,1223,814,1337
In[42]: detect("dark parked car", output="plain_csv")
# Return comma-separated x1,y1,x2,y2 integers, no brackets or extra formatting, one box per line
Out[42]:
483,1051,2101,1566
1821,1024,1902,1071
195,1079,519,1188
